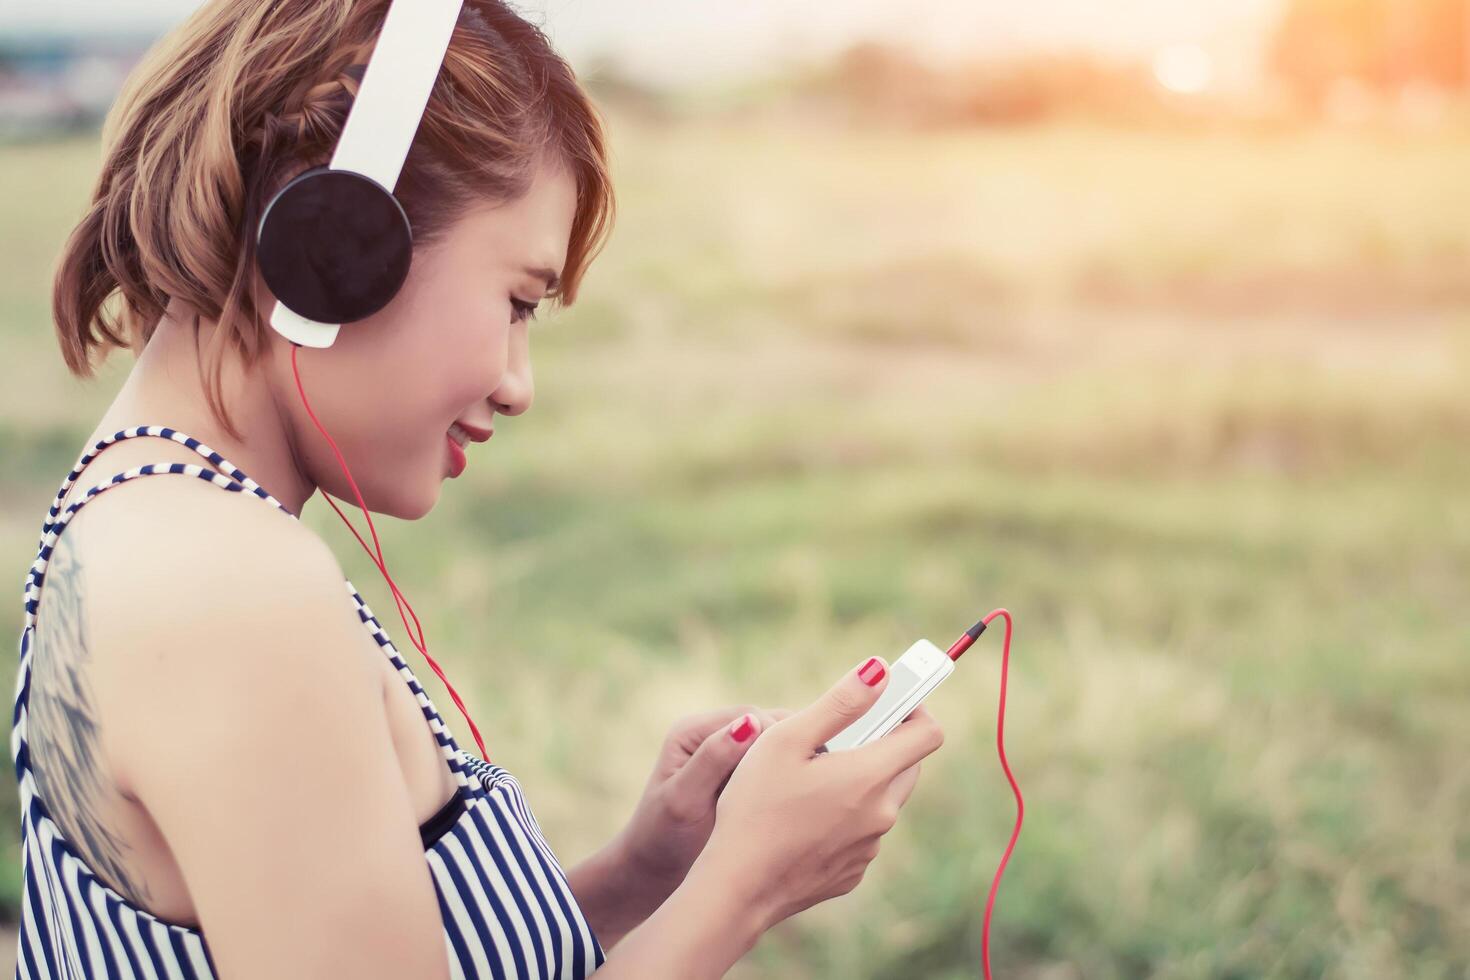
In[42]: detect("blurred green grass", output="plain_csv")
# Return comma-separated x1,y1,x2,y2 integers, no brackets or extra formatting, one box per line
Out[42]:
2,115,1468,978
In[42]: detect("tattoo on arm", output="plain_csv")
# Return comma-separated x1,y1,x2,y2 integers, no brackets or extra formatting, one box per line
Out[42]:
30,521,152,904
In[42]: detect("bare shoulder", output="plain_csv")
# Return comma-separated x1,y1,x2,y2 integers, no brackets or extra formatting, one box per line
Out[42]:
52,472,382,795
61,464,331,595
44,471,451,975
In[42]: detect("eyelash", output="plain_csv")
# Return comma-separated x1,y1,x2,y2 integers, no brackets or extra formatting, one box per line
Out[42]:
510,298,539,324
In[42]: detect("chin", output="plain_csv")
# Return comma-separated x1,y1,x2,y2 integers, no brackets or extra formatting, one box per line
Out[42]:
324,473,439,521
386,483,440,521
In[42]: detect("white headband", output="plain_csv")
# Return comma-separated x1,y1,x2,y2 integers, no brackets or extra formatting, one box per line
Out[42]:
270,0,466,348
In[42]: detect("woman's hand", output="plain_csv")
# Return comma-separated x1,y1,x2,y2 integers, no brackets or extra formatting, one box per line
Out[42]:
698,660,943,935
615,704,792,895
569,704,792,950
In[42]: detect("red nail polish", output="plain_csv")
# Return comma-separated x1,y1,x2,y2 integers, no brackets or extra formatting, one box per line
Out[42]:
859,657,885,686
728,715,755,742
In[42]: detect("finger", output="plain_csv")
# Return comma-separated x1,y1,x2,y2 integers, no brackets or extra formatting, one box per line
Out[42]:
671,705,760,749
751,707,785,736
667,712,765,813
685,705,761,735
782,656,891,750
850,703,945,779
761,707,796,736
692,706,783,745
713,708,782,797
882,760,921,813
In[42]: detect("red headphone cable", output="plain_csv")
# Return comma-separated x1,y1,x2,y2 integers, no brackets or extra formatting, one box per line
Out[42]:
289,343,490,763
944,609,1023,980
290,345,1019,971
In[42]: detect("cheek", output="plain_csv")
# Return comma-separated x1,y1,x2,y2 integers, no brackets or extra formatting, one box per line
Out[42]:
322,294,508,485
292,327,484,518
391,313,502,407
437,317,510,397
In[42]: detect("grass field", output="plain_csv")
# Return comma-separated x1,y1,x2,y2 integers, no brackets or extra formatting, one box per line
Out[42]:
2,110,1468,978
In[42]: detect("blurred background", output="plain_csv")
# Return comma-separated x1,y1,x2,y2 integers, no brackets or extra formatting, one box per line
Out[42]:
2,1,1468,977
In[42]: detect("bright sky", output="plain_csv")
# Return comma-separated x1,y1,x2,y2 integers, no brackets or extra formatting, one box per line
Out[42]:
0,0,1284,86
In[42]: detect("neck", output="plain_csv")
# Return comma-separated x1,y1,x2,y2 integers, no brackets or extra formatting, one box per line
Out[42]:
102,301,318,516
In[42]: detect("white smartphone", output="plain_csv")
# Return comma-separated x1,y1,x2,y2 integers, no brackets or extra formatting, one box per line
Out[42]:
819,639,954,753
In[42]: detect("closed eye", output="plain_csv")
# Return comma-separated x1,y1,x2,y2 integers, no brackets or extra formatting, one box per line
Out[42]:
511,298,539,324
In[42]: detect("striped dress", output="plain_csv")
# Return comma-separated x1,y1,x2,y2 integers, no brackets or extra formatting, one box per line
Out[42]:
12,425,607,979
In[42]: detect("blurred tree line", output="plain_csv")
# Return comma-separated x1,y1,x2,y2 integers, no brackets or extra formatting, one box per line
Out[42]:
1272,0,1470,105
788,0,1470,128
812,44,1163,127
800,44,1165,127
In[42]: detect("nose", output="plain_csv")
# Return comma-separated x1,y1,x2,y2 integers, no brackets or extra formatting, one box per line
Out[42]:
490,321,534,417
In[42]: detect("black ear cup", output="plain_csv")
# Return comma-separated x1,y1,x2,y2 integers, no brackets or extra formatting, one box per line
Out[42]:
256,166,414,325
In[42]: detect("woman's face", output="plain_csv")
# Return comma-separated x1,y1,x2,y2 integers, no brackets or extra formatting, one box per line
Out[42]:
273,159,578,519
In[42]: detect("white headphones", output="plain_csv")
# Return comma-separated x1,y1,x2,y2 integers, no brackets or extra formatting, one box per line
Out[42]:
255,0,466,349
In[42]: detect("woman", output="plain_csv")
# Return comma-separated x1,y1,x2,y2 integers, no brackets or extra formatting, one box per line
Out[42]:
14,1,945,977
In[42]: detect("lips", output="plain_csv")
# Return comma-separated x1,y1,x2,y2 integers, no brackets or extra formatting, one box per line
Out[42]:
446,432,468,477
450,420,494,444
445,420,493,478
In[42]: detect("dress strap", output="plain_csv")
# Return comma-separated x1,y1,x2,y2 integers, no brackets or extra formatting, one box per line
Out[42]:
22,426,297,636
38,425,294,545
15,423,494,790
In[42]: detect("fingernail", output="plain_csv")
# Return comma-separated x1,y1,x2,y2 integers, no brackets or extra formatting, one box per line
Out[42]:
859,657,885,686
728,715,755,743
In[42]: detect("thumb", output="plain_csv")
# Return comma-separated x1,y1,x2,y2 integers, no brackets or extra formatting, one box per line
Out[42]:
785,656,889,750
666,713,763,808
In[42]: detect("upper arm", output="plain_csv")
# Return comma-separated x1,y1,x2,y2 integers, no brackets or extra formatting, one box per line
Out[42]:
87,482,450,980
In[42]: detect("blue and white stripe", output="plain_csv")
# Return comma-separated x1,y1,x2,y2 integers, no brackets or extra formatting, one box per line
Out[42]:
12,426,606,978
